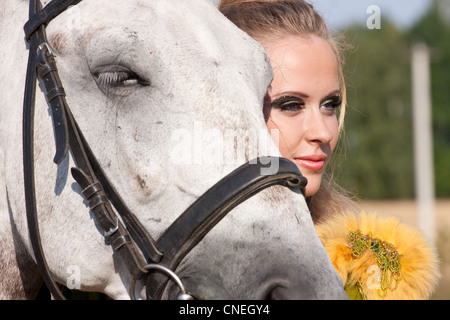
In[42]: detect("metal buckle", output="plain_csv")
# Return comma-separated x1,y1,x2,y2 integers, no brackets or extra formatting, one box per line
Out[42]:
36,42,54,56
103,216,119,237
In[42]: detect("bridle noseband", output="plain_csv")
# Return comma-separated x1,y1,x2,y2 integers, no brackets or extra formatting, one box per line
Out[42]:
23,0,307,300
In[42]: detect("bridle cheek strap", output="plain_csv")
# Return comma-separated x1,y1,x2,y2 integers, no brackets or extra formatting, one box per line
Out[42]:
24,0,84,165
23,0,78,301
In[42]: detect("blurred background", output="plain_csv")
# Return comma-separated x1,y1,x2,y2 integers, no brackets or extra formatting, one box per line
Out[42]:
213,0,450,299
309,0,450,299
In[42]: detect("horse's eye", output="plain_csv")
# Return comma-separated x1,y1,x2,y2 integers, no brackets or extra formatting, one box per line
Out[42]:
96,71,149,87
93,67,150,96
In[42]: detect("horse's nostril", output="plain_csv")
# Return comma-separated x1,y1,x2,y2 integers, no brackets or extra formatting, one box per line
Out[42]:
264,283,315,300
266,286,283,300
256,280,288,300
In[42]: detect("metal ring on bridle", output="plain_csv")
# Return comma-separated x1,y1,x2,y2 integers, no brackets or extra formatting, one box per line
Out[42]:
36,42,53,55
129,264,194,300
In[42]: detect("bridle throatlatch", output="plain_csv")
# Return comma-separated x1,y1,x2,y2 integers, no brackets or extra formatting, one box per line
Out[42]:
22,0,307,300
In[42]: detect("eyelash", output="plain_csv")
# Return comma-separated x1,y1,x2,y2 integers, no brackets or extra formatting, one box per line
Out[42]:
92,67,151,97
271,96,305,112
95,71,149,87
271,95,341,113
322,97,342,110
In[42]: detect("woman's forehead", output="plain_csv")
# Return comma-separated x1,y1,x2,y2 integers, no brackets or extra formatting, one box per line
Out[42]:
266,35,340,96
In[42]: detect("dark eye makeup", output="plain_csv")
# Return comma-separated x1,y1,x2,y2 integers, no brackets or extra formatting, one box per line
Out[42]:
271,96,305,112
321,95,342,110
271,94,342,113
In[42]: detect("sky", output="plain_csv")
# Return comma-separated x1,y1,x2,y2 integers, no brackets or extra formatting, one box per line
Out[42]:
307,0,432,30
211,0,433,30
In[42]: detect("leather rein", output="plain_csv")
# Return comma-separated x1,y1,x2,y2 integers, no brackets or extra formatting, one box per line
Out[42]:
22,0,307,300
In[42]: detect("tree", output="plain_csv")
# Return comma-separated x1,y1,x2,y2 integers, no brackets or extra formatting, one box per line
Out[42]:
335,1,450,199
334,20,414,199
407,0,450,198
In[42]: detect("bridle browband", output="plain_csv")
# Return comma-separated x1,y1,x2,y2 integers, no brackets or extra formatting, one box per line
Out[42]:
23,0,307,300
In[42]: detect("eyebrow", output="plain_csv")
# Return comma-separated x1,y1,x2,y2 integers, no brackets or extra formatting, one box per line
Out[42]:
322,90,342,100
272,89,341,101
325,90,342,97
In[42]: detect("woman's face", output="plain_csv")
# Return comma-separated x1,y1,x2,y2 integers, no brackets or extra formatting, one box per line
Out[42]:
264,35,340,197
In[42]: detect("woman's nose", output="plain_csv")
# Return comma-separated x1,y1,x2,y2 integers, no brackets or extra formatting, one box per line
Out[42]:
304,110,334,145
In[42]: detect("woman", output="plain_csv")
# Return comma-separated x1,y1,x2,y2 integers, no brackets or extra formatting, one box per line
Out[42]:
219,0,439,299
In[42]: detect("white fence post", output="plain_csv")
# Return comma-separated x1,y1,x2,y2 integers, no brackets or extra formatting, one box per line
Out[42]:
411,43,436,245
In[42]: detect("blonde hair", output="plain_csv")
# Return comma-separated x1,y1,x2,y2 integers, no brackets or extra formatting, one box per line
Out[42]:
219,0,359,221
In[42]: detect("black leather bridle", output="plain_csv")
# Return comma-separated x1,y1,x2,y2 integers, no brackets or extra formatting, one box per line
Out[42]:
23,0,307,300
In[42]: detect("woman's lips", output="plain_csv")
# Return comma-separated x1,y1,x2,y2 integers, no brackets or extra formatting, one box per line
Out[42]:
293,156,326,171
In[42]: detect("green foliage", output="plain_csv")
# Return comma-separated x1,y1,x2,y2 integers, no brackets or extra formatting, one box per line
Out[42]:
408,1,450,198
333,1,450,199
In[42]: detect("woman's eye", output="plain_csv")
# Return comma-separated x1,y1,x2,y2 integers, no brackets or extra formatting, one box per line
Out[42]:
321,96,342,111
271,96,304,113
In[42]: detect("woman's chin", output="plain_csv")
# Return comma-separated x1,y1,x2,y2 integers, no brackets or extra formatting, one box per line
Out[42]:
304,177,321,197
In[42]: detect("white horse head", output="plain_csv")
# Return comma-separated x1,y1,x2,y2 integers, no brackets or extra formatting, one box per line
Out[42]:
0,0,346,299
